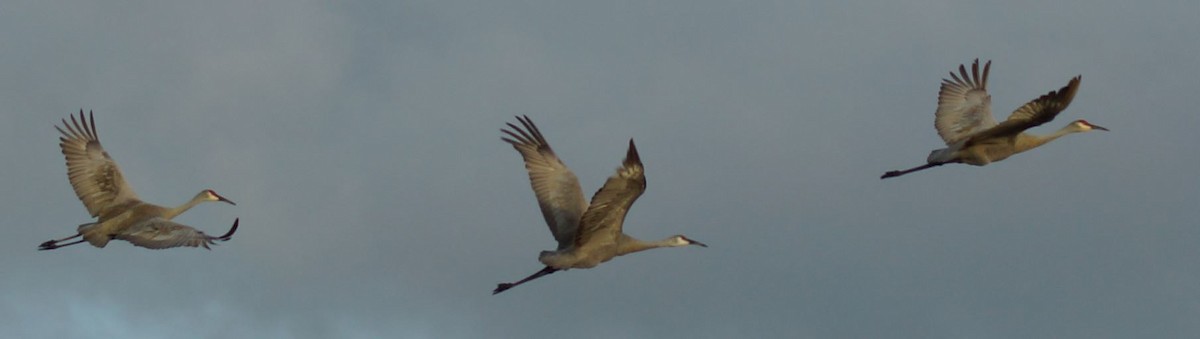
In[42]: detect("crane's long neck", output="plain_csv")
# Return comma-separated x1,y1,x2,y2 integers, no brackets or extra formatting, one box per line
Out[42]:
1015,125,1080,153
163,194,207,219
616,234,681,256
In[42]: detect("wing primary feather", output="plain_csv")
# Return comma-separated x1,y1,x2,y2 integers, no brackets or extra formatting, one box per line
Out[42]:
971,59,980,89
981,60,991,90
949,70,964,85
61,117,81,140
501,127,531,145
70,112,86,140
519,115,548,145
624,139,641,168
507,122,533,141
958,64,970,88
87,110,98,140
216,218,239,241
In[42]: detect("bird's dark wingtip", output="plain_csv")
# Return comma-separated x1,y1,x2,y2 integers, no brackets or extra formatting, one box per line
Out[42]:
216,218,239,241
624,139,641,166
493,283,513,295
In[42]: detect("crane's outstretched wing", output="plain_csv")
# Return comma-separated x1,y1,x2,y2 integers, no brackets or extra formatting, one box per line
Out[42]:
56,110,141,219
501,116,587,250
117,218,239,250
965,76,1081,146
935,59,996,145
574,140,645,250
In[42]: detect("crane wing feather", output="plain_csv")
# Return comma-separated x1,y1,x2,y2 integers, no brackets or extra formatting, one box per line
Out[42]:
965,76,1081,146
117,218,238,250
501,116,587,250
934,59,996,145
574,140,645,250
56,110,141,219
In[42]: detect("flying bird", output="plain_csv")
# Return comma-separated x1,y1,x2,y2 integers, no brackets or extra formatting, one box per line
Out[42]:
881,59,1107,179
493,116,706,295
39,110,239,250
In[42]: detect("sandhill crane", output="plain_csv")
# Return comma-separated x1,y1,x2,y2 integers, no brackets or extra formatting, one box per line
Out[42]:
493,116,706,295
881,59,1107,179
38,110,239,250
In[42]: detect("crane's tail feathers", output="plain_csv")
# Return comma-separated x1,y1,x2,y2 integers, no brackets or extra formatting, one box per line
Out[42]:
881,162,946,179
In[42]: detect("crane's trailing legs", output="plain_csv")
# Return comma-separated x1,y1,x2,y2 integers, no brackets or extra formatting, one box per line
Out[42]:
494,266,559,295
881,162,948,179
38,233,85,250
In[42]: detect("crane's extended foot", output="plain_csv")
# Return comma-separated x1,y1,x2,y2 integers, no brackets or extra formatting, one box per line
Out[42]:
881,162,945,179
492,266,559,295
38,240,58,250
493,283,516,294
39,233,84,251
39,239,85,251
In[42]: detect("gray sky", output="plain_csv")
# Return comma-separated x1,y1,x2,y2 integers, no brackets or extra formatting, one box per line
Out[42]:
1,0,1197,338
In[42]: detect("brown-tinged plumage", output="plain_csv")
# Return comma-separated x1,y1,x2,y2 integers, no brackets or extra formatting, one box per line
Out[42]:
39,110,238,251
882,60,1107,179
493,116,705,295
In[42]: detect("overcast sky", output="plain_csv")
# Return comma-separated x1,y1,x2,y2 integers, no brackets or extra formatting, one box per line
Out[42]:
1,1,1198,338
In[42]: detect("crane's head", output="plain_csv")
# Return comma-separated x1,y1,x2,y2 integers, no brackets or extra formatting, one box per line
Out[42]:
672,235,708,248
202,189,237,206
1071,119,1109,132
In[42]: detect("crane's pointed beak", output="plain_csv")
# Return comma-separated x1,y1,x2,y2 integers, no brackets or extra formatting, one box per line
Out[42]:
216,195,236,206
685,237,708,248
1091,124,1109,131
206,190,237,206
